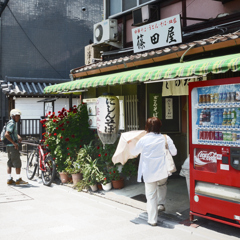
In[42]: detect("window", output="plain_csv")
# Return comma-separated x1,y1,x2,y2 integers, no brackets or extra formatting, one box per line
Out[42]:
123,0,137,11
107,0,157,18
109,0,121,16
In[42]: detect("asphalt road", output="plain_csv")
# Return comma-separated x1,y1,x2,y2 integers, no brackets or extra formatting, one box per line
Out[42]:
0,152,239,240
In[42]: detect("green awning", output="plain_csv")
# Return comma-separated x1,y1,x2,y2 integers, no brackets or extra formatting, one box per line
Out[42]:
44,53,240,94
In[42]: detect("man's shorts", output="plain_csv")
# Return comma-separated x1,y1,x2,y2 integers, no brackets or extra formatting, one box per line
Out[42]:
6,146,22,168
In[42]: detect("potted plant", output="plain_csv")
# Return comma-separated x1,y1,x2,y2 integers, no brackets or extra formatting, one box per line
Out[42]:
100,172,112,191
121,158,138,185
65,158,83,186
82,158,102,192
109,165,124,189
40,104,94,182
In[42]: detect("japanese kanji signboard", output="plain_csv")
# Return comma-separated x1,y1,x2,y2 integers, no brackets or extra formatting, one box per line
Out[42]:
132,14,182,53
149,93,162,119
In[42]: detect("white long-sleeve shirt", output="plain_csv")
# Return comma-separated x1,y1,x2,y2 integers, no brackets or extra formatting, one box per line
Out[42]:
130,132,177,183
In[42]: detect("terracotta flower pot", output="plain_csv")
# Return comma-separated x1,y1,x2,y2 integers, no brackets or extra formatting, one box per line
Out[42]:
72,173,83,185
97,183,103,190
59,172,68,183
112,178,124,189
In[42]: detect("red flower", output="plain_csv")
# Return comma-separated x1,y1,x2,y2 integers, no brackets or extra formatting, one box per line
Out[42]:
48,111,51,114
53,119,57,123
109,172,111,174
61,128,65,131
97,146,100,149
68,153,70,155
67,121,70,124
73,105,76,107
42,133,46,136
53,158,55,160
43,124,46,128
105,153,107,156
60,136,63,139
49,133,51,136
67,147,69,150
113,171,116,174
46,144,49,147
104,178,106,180
79,145,82,148
56,127,58,130
71,134,75,138
98,154,101,157
73,109,77,113
65,138,70,142
54,133,57,136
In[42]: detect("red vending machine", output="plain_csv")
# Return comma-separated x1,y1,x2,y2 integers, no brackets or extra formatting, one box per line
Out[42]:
189,77,240,228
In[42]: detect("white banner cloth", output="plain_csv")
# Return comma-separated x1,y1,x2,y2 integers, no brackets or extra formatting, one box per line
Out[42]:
112,130,146,165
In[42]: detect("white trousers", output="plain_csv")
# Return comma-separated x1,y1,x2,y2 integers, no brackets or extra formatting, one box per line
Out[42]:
145,177,168,224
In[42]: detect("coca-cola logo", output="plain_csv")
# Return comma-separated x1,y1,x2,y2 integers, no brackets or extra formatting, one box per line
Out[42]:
197,151,217,163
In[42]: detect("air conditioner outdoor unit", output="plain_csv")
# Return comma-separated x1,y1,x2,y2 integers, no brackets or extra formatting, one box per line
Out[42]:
132,5,158,26
93,19,118,45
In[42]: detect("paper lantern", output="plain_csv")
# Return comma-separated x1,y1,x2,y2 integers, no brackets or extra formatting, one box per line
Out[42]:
96,94,119,147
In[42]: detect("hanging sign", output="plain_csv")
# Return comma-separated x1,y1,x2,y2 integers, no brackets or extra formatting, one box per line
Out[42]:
162,76,207,96
149,94,162,119
96,94,119,145
132,14,182,53
165,98,173,119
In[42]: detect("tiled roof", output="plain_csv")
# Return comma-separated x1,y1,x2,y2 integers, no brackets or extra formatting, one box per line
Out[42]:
71,30,240,79
0,77,71,96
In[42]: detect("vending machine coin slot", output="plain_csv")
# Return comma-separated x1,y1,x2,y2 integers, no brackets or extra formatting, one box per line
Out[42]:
230,148,240,170
222,156,229,164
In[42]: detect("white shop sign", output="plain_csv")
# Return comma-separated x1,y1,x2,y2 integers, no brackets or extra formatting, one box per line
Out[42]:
132,14,182,53
165,98,173,119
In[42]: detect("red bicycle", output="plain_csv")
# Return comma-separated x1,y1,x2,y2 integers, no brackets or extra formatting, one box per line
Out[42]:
26,142,56,186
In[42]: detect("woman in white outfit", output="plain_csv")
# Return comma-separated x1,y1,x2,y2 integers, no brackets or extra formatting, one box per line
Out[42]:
130,117,177,226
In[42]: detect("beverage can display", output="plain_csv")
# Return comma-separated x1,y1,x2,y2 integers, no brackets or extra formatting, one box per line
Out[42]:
199,130,203,139
199,95,203,105
232,132,237,141
206,94,210,104
227,131,232,141
210,131,215,140
231,92,236,102
219,92,223,103
237,133,240,141
202,131,206,140
202,94,206,104
227,109,232,125
210,94,214,104
222,92,227,103
223,131,227,141
219,131,223,140
214,93,219,103
215,131,219,140
206,131,210,140
227,92,231,102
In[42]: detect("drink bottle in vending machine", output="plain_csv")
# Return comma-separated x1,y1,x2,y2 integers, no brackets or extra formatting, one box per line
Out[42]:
189,77,240,228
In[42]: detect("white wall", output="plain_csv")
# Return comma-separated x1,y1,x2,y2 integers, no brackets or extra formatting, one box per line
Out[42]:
15,97,80,119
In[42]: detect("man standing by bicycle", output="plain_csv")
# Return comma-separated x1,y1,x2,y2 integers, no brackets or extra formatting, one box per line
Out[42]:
5,109,28,185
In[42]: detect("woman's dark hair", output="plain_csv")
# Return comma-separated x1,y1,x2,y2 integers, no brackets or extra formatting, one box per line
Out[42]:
145,117,162,134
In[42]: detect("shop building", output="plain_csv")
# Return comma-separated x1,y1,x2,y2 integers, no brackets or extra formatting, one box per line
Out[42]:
44,0,240,172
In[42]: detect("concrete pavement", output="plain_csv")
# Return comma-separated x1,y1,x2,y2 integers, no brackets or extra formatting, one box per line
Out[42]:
0,151,239,240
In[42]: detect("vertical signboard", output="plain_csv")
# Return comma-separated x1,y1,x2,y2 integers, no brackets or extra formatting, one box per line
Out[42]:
149,93,162,119
165,98,173,119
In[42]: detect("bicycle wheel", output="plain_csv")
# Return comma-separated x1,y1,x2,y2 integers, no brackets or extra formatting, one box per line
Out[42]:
26,149,38,180
41,155,56,186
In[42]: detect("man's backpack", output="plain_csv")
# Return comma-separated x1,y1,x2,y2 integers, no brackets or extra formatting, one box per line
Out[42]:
0,121,15,145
